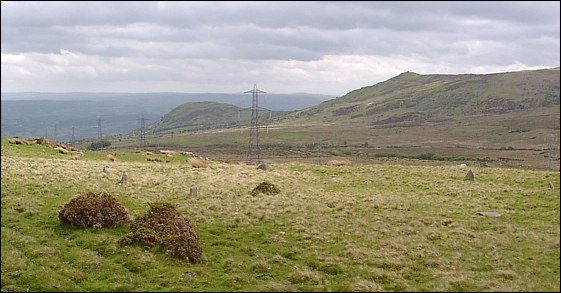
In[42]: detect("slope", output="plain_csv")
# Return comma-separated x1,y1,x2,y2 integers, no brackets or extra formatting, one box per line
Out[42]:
290,67,560,127
149,101,290,134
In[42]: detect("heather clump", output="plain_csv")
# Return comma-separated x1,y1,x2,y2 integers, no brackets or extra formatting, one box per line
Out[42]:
58,192,130,229
120,202,202,262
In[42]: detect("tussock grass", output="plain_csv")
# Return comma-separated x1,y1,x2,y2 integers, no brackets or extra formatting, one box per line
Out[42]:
326,159,353,166
1,142,560,291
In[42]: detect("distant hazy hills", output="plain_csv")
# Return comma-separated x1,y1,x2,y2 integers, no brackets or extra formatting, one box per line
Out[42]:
153,68,560,137
2,67,558,144
0,92,333,141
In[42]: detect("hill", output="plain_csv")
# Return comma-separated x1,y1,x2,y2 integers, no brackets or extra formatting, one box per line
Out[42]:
148,101,290,134
0,92,333,141
290,67,560,126
101,68,559,170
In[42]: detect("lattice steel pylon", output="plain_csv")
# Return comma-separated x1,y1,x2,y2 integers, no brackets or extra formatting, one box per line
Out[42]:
96,118,104,141
244,84,266,164
137,114,149,147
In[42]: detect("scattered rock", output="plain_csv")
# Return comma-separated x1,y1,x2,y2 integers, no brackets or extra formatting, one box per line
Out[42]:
257,163,269,171
476,211,501,218
160,150,176,155
465,170,475,181
189,157,208,168
55,146,69,154
9,137,32,145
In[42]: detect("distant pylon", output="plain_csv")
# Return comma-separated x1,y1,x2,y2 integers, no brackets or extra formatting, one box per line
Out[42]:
96,118,104,141
71,126,75,143
245,84,266,164
137,114,149,147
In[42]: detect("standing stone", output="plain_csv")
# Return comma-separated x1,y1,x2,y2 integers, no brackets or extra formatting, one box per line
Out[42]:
103,165,111,175
120,171,128,185
465,170,475,181
548,182,555,189
190,186,198,197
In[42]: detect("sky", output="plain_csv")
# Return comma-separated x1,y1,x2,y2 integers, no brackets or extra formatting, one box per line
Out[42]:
1,1,559,96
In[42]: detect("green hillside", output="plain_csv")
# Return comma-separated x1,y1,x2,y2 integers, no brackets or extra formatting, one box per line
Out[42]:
76,68,559,170
149,102,244,134
290,67,560,126
148,101,290,134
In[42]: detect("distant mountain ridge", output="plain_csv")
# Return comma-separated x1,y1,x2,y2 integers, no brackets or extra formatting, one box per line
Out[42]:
289,67,560,126
1,92,333,140
2,68,558,147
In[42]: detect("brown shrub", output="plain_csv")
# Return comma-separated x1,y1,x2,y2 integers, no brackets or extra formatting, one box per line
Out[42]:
58,192,130,228
147,156,169,162
251,181,281,196
120,202,202,263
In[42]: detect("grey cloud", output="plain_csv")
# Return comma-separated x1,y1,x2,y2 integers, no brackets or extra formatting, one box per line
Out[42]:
3,2,558,60
1,1,558,94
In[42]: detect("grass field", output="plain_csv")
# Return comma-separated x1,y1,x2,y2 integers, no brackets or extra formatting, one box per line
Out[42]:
102,114,559,172
1,138,559,292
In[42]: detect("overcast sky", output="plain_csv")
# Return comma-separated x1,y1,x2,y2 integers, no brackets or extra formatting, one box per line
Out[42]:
1,1,559,96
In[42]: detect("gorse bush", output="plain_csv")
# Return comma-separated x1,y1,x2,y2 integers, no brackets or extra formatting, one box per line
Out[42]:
251,181,281,196
120,202,203,263
58,192,130,228
87,140,111,150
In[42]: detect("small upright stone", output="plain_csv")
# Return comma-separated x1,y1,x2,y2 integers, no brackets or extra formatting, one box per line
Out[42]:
103,165,112,175
120,171,128,185
190,186,198,197
548,182,555,189
465,169,475,181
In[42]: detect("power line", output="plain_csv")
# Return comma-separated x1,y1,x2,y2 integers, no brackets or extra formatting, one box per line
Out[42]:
95,118,104,141
71,126,75,144
137,114,149,147
244,84,267,164
545,133,560,171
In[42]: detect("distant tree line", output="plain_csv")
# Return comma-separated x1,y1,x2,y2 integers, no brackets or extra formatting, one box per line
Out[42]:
88,140,111,151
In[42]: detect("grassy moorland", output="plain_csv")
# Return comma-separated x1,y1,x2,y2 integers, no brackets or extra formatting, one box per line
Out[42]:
1,138,559,292
69,68,559,171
